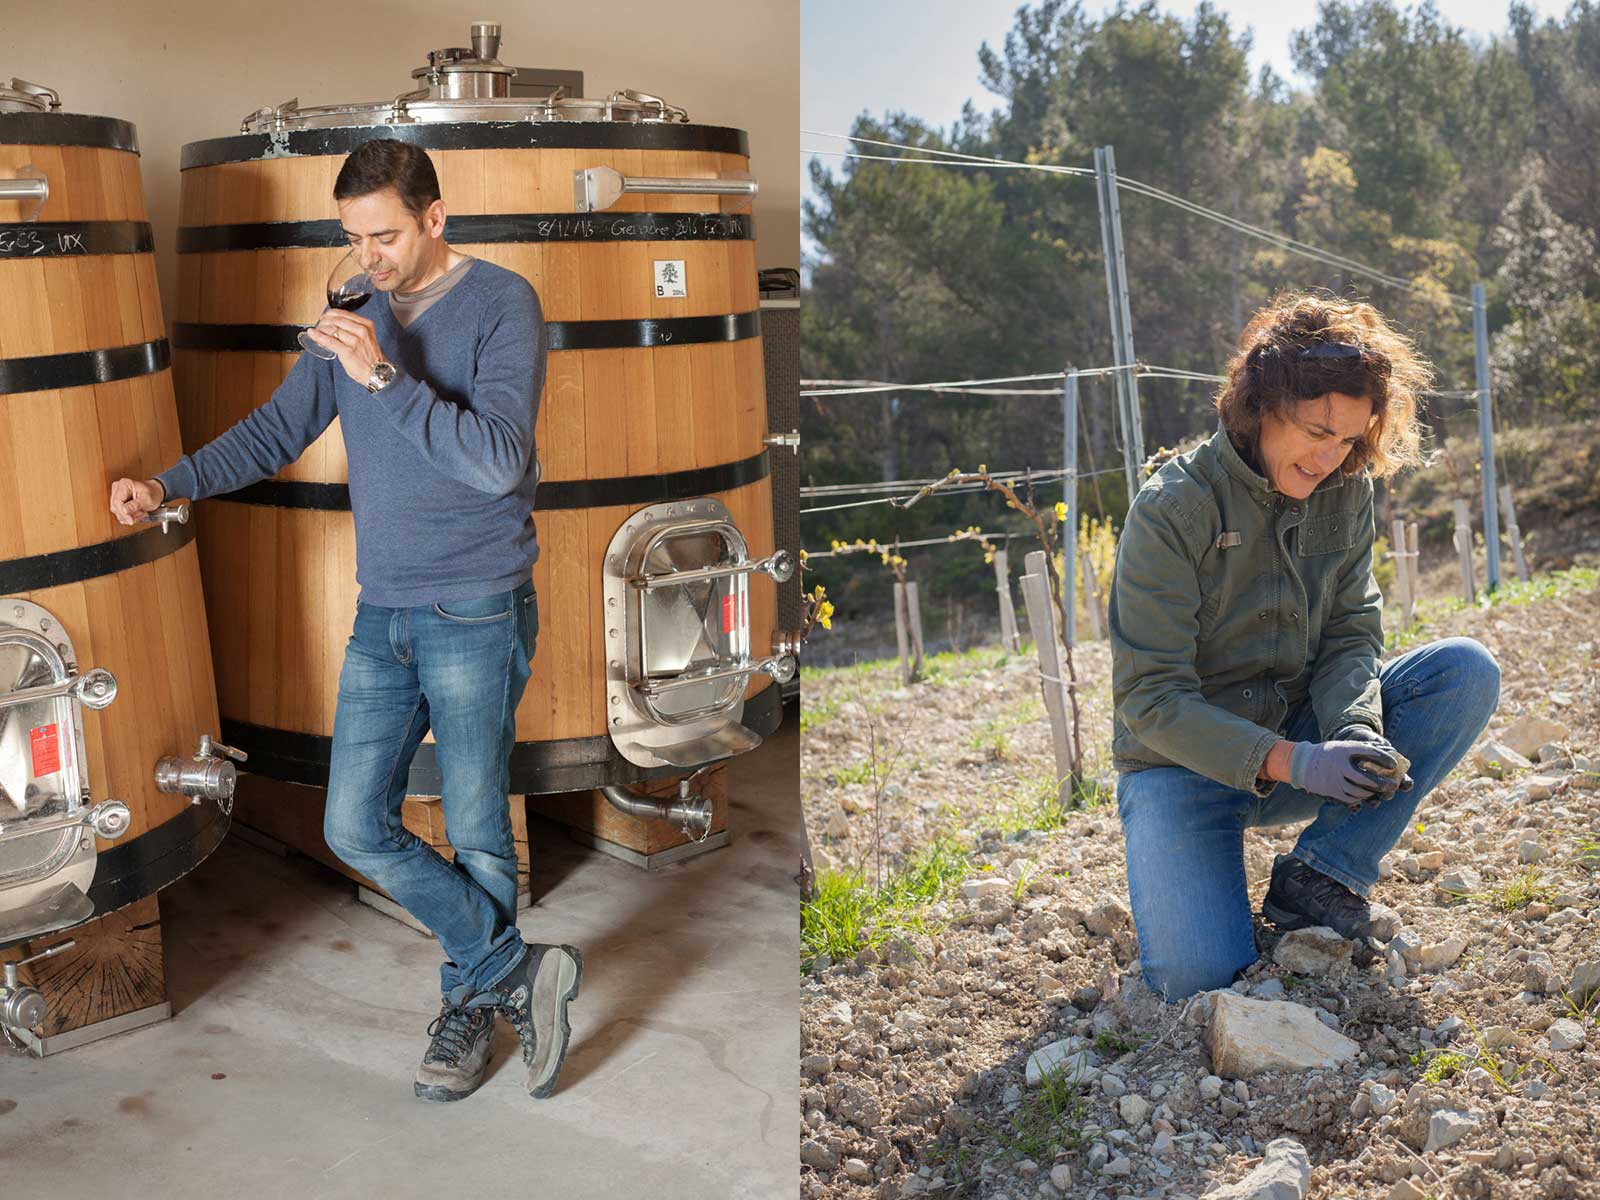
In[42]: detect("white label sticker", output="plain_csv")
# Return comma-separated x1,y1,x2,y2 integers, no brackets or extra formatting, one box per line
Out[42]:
654,259,687,298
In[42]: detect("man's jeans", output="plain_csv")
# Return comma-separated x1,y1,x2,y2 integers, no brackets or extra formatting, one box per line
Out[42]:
1116,637,1500,1003
324,577,537,997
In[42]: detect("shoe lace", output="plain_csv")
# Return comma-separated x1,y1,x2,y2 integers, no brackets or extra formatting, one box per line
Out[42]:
424,996,493,1067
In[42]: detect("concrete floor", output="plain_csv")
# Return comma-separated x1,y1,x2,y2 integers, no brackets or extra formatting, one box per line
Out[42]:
0,708,800,1198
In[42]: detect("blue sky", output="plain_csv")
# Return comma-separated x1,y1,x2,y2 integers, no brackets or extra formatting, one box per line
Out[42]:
801,0,1570,225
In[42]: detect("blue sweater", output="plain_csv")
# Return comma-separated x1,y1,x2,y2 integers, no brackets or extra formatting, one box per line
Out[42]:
157,260,546,608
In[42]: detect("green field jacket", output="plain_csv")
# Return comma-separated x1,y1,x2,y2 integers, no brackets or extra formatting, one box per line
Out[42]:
1107,425,1385,794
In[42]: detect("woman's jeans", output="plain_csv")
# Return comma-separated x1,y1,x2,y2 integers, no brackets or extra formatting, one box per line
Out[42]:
1116,637,1500,1004
324,577,537,997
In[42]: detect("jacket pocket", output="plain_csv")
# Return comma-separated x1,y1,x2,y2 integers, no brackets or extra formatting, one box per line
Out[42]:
1297,511,1359,556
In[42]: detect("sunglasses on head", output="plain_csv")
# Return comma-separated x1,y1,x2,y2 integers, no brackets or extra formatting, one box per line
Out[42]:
1295,342,1364,362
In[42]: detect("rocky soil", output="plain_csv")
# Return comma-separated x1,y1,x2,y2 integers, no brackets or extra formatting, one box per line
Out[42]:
800,584,1600,1199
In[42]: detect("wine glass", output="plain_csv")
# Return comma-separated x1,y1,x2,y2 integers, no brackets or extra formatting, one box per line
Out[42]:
297,250,374,360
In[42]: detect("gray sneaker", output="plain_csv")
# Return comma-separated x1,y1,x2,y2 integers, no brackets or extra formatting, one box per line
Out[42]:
493,942,583,1099
414,984,499,1102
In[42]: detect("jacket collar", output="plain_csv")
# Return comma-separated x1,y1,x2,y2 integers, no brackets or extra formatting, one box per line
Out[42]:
1208,423,1348,501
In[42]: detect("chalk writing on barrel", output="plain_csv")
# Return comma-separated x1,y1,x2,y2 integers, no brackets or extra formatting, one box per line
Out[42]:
0,229,90,255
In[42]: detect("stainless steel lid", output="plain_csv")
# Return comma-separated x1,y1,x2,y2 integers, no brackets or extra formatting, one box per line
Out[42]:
0,79,60,115
240,22,689,132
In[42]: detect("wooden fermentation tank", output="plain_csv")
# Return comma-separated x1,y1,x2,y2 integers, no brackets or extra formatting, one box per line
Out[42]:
0,84,234,1053
170,27,792,867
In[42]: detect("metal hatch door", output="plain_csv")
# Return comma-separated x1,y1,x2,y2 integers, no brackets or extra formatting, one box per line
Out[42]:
603,499,795,769
0,602,126,943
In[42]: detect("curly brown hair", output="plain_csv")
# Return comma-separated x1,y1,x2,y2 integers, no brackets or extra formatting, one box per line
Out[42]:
1214,291,1431,479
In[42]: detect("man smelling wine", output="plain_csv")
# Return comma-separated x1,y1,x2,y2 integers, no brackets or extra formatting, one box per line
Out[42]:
106,138,582,1105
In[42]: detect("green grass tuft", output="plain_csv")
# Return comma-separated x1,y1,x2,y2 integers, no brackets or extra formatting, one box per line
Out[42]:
800,834,971,971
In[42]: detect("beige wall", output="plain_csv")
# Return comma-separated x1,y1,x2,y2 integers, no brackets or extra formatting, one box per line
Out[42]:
1,0,799,312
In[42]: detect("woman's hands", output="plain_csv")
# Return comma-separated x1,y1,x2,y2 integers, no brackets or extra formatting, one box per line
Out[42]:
1288,739,1407,808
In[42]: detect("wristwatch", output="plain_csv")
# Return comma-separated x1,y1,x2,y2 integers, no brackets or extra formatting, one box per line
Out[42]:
365,360,397,394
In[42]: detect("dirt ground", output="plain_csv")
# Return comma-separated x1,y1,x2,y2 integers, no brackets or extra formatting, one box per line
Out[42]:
799,581,1600,1199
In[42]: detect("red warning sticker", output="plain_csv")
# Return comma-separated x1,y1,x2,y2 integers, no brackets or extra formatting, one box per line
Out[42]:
30,724,61,777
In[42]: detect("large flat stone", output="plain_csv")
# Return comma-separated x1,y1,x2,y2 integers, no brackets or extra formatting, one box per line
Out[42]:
1423,1108,1482,1153
1501,714,1571,761
1473,740,1532,779
1205,992,1359,1078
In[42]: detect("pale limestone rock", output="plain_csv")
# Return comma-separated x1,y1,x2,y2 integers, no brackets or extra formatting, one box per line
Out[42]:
1473,740,1532,779
1501,714,1571,761
1198,1137,1311,1199
1273,926,1354,975
1025,1039,1100,1087
1204,993,1359,1079
1417,936,1468,971
1423,1108,1481,1153
1548,1018,1586,1051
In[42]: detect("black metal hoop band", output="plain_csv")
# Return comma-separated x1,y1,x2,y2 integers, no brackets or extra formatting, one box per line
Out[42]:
0,338,169,396
213,450,769,512
0,521,196,594
86,801,231,915
181,121,747,169
171,311,760,353
0,220,153,258
0,112,140,153
177,211,752,253
218,681,784,794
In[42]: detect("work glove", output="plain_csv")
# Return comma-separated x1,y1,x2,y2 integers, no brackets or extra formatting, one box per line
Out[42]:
1333,725,1415,801
1289,740,1403,808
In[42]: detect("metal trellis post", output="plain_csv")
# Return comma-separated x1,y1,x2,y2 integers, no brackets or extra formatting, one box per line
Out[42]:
1062,369,1079,643
1472,282,1501,593
1094,145,1144,502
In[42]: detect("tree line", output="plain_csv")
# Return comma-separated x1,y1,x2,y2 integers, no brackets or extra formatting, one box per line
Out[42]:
801,1,1599,615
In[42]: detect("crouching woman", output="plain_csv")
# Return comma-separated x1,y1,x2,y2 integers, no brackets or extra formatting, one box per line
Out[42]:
1107,291,1500,1003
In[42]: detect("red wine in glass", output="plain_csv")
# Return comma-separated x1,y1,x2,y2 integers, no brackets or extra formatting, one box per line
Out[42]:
298,250,375,359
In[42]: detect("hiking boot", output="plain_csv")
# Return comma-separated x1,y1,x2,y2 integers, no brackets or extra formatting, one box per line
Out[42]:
493,942,583,1099
414,984,499,1102
1261,853,1401,944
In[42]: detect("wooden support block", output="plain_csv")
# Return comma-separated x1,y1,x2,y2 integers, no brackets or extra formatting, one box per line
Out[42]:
1452,498,1476,603
1404,522,1419,628
905,580,927,673
1389,517,1412,627
1499,483,1530,583
1080,553,1105,640
539,764,730,858
893,581,914,685
231,775,531,902
0,894,167,1044
1020,551,1074,810
992,548,1021,651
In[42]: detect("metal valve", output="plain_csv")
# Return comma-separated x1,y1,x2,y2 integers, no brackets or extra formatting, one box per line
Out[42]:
1,941,74,1035
155,734,248,815
772,629,802,659
140,499,191,535
763,430,800,454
